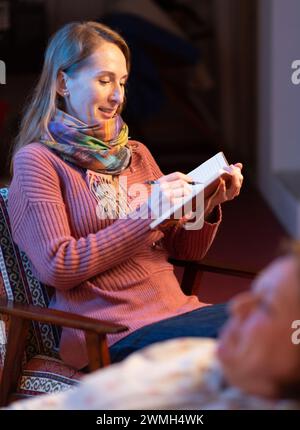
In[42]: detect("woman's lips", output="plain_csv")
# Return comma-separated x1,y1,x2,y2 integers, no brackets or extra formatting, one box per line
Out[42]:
99,108,116,118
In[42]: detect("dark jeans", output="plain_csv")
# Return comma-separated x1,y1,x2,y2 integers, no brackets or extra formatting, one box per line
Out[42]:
109,303,228,363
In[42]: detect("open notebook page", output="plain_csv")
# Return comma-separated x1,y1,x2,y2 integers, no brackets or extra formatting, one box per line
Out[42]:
149,152,229,229
188,152,229,185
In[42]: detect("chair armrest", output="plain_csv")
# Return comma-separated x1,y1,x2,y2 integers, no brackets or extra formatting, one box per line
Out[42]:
0,298,128,406
0,297,127,334
193,260,257,279
169,258,257,279
169,258,257,295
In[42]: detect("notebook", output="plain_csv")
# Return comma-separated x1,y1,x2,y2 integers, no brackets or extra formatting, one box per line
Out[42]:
149,152,230,230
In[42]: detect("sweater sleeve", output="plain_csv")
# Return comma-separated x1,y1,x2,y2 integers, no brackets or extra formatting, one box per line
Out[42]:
161,206,222,261
8,146,163,290
141,144,222,261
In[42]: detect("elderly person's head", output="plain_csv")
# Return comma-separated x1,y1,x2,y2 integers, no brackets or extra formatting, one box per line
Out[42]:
218,243,300,399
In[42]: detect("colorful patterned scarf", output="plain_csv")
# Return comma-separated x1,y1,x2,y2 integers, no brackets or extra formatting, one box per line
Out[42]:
41,109,133,219
41,109,131,175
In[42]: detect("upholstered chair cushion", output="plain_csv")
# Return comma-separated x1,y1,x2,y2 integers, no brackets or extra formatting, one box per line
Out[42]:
0,187,82,398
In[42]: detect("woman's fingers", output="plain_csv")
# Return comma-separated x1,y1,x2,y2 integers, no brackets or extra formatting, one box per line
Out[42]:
213,178,227,204
156,163,244,222
160,179,192,191
234,162,243,170
222,163,244,200
158,171,193,184
159,176,193,200
204,178,226,217
226,169,243,199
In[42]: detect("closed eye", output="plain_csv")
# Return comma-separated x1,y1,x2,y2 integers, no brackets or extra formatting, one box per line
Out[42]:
99,80,127,88
257,298,275,315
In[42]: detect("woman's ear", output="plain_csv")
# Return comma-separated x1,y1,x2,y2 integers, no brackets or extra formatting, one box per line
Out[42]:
56,71,70,97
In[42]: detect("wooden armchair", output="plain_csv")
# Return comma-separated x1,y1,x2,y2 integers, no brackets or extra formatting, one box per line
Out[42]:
0,187,256,407
0,187,129,406
0,299,127,407
170,258,256,296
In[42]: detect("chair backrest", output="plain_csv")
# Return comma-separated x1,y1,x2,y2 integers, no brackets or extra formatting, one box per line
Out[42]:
0,184,196,367
0,187,60,371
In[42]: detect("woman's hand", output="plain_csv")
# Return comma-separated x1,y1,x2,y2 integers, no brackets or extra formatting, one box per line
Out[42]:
148,172,194,229
204,163,244,218
155,171,194,203
148,165,243,228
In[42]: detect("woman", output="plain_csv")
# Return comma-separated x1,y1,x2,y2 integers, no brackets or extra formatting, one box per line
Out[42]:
8,21,243,370
6,245,300,410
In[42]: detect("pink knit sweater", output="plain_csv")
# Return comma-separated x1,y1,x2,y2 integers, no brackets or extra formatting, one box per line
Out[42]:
8,141,221,369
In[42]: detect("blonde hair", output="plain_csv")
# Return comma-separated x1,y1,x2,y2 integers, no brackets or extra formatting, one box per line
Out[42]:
11,21,130,170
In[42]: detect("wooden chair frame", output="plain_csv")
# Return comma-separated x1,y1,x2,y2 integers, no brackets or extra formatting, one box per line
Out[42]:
0,258,257,407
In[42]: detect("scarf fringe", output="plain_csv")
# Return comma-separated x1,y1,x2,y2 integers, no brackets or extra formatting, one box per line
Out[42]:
86,170,132,220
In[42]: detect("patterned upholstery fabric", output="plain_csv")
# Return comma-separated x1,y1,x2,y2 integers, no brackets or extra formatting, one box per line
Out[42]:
18,355,81,397
0,187,82,398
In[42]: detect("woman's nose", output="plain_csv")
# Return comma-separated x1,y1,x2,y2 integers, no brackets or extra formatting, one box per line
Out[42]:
110,84,124,104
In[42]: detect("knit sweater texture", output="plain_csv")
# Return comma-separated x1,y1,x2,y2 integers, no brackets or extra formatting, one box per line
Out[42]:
8,141,221,369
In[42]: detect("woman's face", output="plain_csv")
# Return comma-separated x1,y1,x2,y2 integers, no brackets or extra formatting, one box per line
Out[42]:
217,255,300,398
59,42,128,124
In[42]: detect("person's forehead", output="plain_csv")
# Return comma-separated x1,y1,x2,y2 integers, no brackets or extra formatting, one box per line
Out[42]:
86,44,127,74
254,256,299,303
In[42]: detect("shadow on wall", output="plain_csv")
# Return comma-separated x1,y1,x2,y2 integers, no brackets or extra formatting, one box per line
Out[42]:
102,12,202,124
100,11,220,173
0,1,219,179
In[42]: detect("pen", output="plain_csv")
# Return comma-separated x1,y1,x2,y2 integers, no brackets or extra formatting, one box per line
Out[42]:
144,180,203,185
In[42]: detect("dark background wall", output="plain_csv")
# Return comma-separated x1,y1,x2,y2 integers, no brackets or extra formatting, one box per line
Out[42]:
0,0,257,179
1,0,298,272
